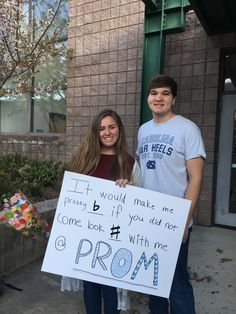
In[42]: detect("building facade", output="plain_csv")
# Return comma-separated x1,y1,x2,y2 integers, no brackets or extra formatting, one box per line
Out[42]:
1,0,236,228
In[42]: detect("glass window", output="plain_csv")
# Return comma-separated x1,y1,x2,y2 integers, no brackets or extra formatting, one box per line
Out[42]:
0,0,68,134
33,42,67,133
0,95,28,133
33,90,66,133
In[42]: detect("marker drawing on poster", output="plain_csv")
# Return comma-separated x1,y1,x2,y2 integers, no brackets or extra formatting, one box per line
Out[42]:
42,171,191,297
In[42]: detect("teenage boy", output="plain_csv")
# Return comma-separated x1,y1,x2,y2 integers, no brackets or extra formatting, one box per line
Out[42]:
136,74,206,314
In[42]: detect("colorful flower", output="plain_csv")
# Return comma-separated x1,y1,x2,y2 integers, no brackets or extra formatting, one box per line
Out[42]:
0,191,50,241
10,195,18,205
21,203,27,210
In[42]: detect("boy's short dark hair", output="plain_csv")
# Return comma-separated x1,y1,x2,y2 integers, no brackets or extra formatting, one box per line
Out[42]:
147,74,178,97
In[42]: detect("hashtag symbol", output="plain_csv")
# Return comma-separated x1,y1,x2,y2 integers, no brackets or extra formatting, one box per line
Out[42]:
110,225,120,240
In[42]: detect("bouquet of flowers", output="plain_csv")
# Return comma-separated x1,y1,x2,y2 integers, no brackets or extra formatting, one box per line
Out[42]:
0,191,50,241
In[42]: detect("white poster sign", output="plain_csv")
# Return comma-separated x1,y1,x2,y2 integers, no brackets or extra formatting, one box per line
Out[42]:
42,171,191,297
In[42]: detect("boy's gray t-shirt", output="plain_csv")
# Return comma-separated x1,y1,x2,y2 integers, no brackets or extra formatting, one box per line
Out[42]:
136,115,206,198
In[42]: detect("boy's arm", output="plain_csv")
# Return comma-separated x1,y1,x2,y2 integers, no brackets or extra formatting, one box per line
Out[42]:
183,156,205,242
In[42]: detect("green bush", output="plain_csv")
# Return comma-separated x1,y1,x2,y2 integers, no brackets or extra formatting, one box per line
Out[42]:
0,153,67,203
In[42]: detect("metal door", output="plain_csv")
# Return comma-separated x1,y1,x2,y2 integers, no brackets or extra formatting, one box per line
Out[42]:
215,94,236,227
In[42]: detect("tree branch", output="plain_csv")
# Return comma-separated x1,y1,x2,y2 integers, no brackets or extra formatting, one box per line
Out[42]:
28,0,64,58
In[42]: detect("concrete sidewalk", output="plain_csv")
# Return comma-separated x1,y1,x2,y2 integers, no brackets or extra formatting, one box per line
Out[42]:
0,225,235,314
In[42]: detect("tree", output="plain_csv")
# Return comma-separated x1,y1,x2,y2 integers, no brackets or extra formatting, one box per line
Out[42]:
0,0,72,96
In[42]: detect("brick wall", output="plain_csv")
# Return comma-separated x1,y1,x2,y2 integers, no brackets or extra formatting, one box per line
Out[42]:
66,0,145,162
0,135,66,161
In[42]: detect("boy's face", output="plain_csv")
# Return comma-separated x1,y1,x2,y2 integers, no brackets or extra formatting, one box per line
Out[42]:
147,86,176,121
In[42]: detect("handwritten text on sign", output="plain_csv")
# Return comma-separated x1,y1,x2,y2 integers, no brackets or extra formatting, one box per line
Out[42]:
42,171,191,297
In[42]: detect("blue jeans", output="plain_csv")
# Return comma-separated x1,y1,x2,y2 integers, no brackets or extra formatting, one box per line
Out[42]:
83,281,120,314
149,228,195,314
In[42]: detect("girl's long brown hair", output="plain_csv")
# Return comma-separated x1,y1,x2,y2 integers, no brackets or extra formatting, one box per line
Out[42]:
70,109,133,181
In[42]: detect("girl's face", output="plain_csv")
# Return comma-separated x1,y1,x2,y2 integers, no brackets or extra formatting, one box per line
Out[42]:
99,115,120,154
